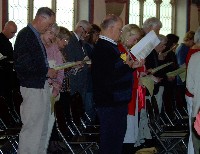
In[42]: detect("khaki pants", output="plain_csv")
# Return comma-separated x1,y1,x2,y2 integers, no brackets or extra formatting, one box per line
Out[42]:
17,81,50,154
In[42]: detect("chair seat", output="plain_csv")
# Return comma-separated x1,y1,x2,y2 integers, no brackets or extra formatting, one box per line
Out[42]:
71,135,99,143
160,132,188,138
162,125,189,132
0,128,20,136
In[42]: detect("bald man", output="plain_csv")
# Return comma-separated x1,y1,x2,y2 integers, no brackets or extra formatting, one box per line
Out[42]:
91,14,136,154
0,21,17,108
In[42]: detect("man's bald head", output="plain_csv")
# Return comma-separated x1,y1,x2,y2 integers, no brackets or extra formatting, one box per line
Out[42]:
2,21,17,39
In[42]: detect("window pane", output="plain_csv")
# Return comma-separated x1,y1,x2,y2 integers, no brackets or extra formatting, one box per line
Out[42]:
129,0,140,25
160,0,172,35
8,0,28,46
143,0,156,22
33,0,52,18
56,0,74,31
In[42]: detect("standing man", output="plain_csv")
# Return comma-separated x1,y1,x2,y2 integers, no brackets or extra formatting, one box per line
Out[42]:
0,21,17,108
91,14,141,154
64,20,92,114
14,7,57,154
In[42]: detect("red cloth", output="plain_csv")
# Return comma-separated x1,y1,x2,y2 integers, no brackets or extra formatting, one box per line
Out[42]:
185,48,199,97
185,48,200,66
118,43,146,115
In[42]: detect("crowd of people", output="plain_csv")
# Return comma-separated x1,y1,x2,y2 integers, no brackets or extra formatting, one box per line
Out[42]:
1,6,200,154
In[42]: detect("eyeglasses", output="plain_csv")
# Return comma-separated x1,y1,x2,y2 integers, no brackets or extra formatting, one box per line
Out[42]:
80,26,90,36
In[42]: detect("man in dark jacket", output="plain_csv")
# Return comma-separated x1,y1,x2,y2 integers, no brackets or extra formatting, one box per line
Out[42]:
0,21,17,108
14,7,57,154
91,14,142,154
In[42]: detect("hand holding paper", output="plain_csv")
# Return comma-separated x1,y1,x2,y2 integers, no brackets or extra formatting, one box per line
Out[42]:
130,30,160,60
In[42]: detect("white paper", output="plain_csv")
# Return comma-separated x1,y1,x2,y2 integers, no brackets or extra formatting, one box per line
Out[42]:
130,30,160,60
0,53,7,61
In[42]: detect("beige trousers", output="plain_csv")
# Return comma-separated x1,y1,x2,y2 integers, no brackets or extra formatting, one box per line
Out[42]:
17,81,50,154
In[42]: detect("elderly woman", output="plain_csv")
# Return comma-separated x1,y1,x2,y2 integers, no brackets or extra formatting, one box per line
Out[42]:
118,24,145,147
142,17,162,35
41,24,72,149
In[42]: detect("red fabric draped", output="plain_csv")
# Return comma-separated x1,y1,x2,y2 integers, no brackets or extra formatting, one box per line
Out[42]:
118,43,146,115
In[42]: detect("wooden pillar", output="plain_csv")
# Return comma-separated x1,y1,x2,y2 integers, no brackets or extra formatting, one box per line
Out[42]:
170,0,177,34
138,0,145,27
154,0,162,19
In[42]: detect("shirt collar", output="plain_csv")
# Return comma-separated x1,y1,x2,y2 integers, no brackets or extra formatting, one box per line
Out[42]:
28,23,40,38
99,35,117,45
73,32,80,41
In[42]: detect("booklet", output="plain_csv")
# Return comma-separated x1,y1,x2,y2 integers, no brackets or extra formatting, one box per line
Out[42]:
0,53,7,61
130,30,160,60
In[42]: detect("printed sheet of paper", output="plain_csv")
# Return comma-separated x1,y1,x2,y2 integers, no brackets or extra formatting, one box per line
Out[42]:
179,71,186,82
166,67,186,77
0,53,7,61
54,62,77,70
140,76,154,96
130,30,160,60
150,62,173,74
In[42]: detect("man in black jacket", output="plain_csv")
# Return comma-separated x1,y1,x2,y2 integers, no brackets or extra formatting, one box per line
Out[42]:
0,21,17,108
14,7,57,154
91,14,142,154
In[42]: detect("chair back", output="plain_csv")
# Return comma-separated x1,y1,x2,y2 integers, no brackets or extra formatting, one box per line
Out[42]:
146,99,155,125
0,96,17,129
151,96,160,122
54,100,73,140
12,89,23,117
70,92,85,126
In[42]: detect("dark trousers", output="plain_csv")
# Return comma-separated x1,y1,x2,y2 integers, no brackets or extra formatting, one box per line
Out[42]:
96,104,128,154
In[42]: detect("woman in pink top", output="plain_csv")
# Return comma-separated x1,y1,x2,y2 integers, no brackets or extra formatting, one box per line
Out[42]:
41,24,72,149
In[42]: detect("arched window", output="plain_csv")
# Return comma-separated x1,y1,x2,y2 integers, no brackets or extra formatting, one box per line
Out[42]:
129,0,175,35
8,0,75,46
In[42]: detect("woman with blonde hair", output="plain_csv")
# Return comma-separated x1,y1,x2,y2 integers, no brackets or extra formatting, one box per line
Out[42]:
118,24,145,147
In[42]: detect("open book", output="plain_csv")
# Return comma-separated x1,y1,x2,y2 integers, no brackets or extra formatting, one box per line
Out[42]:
130,30,160,60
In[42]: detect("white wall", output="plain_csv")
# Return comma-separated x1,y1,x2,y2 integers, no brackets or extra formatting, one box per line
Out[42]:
176,0,187,42
93,0,126,26
78,0,89,21
190,3,199,32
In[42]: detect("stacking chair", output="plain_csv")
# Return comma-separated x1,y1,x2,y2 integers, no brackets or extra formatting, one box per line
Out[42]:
11,89,23,123
0,96,21,130
54,99,99,154
69,92,99,135
0,136,18,154
0,96,20,153
151,96,189,132
146,99,188,154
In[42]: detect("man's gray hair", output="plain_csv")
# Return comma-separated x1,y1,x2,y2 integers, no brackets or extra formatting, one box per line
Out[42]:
75,20,91,29
36,7,55,17
100,14,121,30
142,17,162,30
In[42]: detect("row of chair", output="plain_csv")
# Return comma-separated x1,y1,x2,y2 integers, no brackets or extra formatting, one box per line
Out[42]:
146,96,189,154
0,95,21,154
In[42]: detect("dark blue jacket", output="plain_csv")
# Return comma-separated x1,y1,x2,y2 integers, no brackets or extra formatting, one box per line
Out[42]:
14,26,48,88
91,38,134,107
